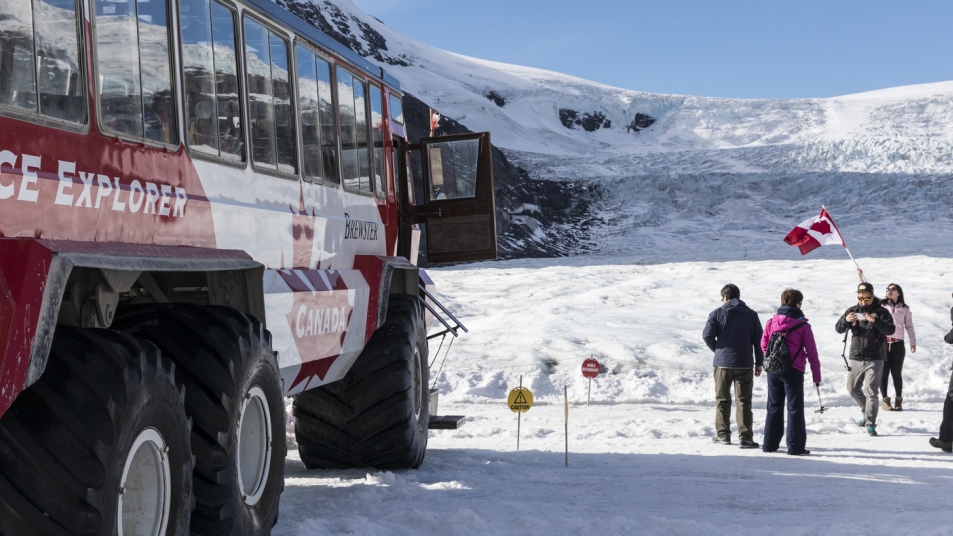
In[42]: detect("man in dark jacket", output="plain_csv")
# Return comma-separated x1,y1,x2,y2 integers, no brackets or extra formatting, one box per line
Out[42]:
836,282,895,436
703,284,764,448
929,298,953,453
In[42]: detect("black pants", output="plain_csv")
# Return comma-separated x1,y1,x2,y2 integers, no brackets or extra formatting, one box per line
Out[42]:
940,369,953,443
763,369,806,454
880,339,906,398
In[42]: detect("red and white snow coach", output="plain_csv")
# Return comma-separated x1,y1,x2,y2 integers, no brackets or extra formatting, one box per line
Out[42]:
0,0,496,532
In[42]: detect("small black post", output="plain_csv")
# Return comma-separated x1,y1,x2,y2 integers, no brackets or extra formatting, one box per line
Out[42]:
564,385,569,467
517,375,522,451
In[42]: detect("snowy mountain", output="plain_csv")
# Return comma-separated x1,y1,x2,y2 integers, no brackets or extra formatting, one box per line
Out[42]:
275,0,953,262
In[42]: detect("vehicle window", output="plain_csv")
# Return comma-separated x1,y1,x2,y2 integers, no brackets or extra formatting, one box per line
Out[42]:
244,17,295,174
180,0,243,161
0,0,86,124
427,138,479,201
369,86,385,197
93,0,176,144
296,46,321,180
212,2,243,161
337,67,372,193
270,34,295,174
389,94,403,125
336,67,356,188
352,80,371,192
317,57,337,183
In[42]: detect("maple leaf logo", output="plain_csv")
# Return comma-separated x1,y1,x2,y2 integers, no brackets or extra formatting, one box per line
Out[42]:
290,180,317,269
809,219,833,236
278,270,354,391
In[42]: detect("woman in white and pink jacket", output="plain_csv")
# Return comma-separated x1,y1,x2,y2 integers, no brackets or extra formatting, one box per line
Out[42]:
881,283,916,411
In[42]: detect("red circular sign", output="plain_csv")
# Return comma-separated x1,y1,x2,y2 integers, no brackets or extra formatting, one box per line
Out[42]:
581,358,600,379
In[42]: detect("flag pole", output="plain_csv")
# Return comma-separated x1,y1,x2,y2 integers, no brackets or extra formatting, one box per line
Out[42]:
822,205,865,282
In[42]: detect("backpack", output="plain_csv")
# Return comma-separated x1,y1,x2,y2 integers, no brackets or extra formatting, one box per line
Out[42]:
763,321,806,374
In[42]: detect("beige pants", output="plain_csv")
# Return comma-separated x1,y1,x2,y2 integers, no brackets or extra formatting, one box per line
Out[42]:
714,367,754,441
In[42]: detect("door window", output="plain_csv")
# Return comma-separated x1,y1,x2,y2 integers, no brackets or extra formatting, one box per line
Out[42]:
426,138,479,201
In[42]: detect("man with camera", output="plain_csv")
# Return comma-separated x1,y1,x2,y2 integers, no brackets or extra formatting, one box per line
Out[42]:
703,284,764,448
836,282,896,437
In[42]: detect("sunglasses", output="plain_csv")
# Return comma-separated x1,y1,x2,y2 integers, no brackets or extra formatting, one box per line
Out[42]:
858,295,873,303
886,287,898,292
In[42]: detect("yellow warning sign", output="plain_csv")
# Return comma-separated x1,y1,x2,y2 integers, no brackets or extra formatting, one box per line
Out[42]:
508,387,534,413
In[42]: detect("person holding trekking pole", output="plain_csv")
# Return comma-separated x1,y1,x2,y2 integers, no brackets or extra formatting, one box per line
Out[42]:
880,283,916,411
929,294,953,453
836,282,895,437
760,289,821,456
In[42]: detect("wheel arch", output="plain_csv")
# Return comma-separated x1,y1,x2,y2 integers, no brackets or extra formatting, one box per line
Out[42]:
0,238,265,419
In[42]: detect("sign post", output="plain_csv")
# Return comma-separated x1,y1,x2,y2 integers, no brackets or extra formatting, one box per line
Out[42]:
581,357,600,406
564,385,569,467
507,376,533,450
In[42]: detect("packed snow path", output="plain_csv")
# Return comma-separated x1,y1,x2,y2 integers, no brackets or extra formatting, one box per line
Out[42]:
277,404,953,535
276,256,953,534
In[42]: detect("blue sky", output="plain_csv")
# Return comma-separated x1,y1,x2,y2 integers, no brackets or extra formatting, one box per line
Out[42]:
353,0,953,99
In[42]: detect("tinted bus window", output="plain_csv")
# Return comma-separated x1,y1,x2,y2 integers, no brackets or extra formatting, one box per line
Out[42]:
270,35,295,174
296,45,321,180
244,18,295,174
295,47,337,183
317,58,337,183
337,67,372,193
94,0,176,144
0,0,86,124
353,80,371,192
181,0,243,161
212,2,243,161
337,67,356,188
389,94,403,125
369,85,385,197
181,0,216,154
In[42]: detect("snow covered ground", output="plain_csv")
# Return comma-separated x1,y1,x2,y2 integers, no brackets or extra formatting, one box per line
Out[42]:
276,255,953,534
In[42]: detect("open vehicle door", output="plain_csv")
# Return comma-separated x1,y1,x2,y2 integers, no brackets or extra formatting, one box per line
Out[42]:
400,132,497,265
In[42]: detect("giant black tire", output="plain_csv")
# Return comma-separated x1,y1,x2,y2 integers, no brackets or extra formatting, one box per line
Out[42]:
114,304,285,536
0,327,193,536
294,294,430,470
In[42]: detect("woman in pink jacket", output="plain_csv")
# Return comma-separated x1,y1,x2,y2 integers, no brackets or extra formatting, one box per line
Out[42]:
760,289,822,455
881,283,916,411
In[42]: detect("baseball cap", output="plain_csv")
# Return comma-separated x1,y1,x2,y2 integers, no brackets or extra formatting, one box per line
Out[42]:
857,282,874,294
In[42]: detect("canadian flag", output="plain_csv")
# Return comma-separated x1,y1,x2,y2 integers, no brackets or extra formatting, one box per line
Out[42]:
783,208,846,255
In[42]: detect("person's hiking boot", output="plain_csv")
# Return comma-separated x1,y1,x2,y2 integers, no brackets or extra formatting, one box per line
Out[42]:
867,425,878,437
739,439,760,449
929,437,952,453
712,435,731,445
882,397,893,411
788,449,811,456
858,417,866,427
894,397,903,411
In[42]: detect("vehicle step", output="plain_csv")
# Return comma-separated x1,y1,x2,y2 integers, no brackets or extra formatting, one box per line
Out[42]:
428,415,466,430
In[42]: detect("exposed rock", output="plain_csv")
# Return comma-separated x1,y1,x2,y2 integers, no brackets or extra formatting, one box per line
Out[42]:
558,109,611,132
484,90,505,108
277,0,410,66
627,113,655,133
